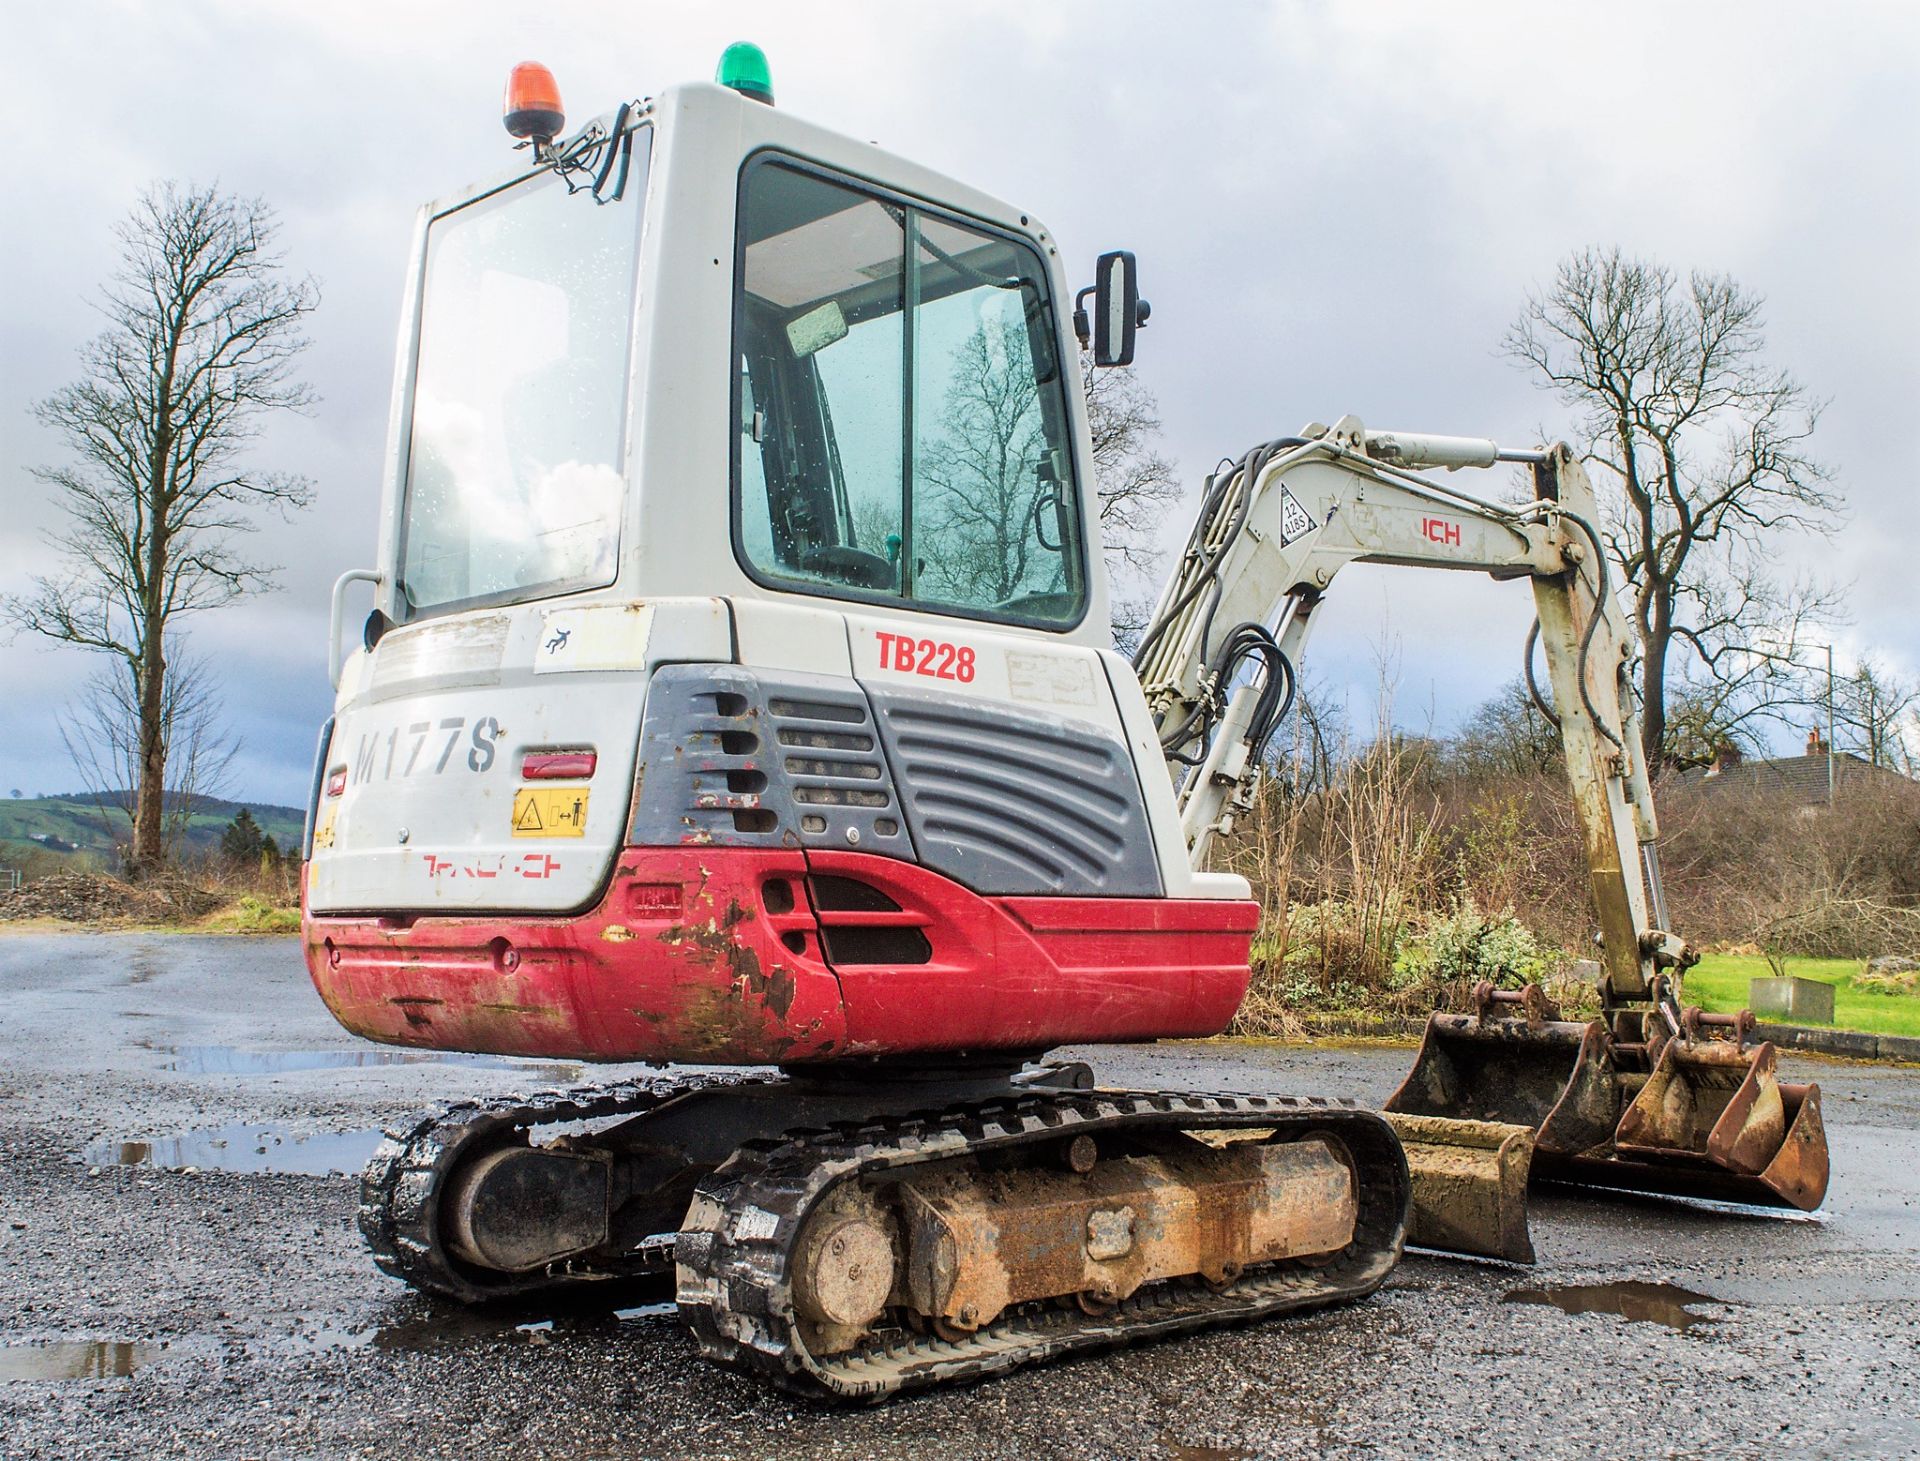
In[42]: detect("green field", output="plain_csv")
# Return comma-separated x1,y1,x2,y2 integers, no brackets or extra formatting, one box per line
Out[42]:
1682,953,1920,1038
0,793,304,871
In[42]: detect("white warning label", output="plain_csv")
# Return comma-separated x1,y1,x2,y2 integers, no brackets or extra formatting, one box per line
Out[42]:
1278,488,1317,545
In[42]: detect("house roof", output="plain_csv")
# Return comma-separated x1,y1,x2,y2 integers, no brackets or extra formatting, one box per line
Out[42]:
1680,751,1910,805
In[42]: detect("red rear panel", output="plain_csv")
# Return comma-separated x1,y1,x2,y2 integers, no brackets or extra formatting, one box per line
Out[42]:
304,847,1255,1064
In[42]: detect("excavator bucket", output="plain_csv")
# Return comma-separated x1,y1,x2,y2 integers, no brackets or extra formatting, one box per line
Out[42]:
1383,991,1831,1259
1384,1008,1620,1153
1560,1037,1830,1211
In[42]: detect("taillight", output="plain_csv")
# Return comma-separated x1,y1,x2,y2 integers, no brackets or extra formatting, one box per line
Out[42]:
325,767,347,798
522,750,596,780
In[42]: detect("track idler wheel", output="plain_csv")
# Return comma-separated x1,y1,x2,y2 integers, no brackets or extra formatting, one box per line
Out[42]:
443,1145,613,1273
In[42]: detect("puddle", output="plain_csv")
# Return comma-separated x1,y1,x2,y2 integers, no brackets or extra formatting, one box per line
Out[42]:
150,1043,582,1079
0,1341,161,1381
1162,1441,1254,1461
85,1124,387,1176
292,1301,677,1355
1502,1280,1721,1332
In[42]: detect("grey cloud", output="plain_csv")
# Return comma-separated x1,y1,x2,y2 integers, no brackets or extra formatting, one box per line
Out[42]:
3,2,1915,802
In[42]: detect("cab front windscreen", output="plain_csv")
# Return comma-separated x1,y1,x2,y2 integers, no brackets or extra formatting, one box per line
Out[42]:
397,134,650,618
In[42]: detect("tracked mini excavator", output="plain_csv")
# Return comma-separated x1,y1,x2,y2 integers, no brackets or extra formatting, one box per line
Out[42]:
302,51,1830,1398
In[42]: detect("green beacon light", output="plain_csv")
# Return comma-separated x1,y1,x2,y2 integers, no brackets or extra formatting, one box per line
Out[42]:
717,41,774,105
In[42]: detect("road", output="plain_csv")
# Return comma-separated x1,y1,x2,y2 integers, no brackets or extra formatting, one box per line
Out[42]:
1,932,1915,1460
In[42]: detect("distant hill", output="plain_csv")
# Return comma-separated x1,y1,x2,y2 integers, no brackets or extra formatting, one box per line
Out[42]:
0,792,305,870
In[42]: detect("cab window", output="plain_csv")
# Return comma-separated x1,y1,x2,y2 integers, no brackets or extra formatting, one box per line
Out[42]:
733,159,1085,628
398,141,649,618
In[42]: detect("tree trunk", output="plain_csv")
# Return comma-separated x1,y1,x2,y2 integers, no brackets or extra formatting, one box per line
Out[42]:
132,632,167,875
1640,605,1670,770
132,397,173,877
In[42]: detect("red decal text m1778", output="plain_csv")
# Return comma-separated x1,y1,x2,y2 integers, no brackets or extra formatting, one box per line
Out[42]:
1422,517,1462,547
875,631,976,683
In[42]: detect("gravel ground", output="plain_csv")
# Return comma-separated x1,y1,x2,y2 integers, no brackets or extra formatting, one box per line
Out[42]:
1,932,1915,1460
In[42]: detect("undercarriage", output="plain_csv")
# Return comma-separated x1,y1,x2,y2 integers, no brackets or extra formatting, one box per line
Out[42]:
360,1063,1409,1399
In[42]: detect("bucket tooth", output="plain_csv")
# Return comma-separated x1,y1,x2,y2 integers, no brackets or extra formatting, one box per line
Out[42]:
1383,1114,1535,1264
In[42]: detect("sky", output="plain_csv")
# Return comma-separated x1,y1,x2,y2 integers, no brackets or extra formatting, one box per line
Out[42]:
2,1,1916,806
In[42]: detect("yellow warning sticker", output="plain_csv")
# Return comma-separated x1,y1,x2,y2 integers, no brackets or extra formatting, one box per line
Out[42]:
511,786,590,838
312,803,338,851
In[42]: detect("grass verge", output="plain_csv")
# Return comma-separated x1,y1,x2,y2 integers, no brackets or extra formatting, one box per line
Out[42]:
1682,953,1920,1039
197,894,301,934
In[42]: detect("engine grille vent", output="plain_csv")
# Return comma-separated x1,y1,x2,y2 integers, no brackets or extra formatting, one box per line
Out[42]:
866,685,1162,897
629,666,910,856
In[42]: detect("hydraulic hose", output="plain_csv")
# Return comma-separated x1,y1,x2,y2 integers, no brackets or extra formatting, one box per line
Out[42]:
1523,619,1561,731
1559,510,1626,751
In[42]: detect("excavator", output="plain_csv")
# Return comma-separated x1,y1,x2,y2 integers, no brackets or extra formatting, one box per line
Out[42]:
300,48,1830,1399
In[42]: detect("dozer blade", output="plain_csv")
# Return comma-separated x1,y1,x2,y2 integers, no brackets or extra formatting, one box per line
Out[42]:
1382,1114,1536,1263
1378,988,1618,1263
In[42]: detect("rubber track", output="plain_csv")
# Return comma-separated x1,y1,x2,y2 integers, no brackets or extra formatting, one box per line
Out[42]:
674,1089,1410,1400
360,1074,751,1304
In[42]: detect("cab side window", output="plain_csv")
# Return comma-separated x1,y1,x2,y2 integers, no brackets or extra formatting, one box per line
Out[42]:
733,159,1085,628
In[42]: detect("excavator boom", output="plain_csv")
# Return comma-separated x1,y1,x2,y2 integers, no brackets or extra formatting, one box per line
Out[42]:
1131,416,1830,1259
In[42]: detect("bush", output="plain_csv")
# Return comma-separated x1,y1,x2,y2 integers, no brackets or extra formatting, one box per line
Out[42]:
1408,895,1560,990
1239,892,1562,1028
1856,965,1920,996
217,893,300,933
1216,670,1920,1030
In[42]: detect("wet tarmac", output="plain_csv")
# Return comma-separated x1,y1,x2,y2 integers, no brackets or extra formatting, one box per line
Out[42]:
1,931,1916,1459
83,1122,387,1176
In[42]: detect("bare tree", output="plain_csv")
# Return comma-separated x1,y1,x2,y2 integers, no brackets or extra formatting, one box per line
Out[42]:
1832,656,1920,772
1442,676,1563,779
915,324,1181,642
1081,354,1180,645
62,648,239,862
7,183,316,873
918,318,1052,606
1082,355,1179,553
1505,247,1842,767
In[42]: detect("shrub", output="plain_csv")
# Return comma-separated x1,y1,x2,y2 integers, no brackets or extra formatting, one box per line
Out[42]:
221,893,300,933
1411,895,1560,990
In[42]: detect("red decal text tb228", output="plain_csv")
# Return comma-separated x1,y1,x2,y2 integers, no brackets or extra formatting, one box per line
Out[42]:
874,632,976,683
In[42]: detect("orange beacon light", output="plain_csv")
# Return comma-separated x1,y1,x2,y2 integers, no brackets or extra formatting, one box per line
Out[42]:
503,62,565,145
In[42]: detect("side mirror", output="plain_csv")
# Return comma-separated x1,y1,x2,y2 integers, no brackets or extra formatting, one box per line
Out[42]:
1074,251,1149,368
